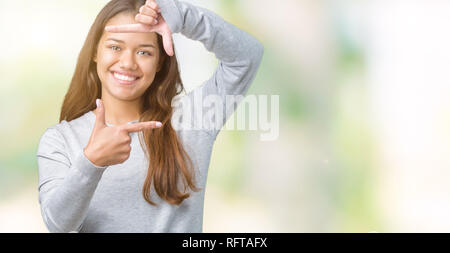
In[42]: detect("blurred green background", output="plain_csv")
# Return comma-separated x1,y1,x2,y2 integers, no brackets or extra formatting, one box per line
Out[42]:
1,0,450,232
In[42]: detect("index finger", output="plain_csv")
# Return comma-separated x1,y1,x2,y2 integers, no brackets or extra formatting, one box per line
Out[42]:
122,121,162,133
105,23,152,33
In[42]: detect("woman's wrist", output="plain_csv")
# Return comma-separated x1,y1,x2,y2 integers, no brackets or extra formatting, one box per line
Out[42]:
156,0,183,34
83,146,104,168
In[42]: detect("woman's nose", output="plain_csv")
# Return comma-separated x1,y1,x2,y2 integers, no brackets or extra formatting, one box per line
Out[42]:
119,50,137,70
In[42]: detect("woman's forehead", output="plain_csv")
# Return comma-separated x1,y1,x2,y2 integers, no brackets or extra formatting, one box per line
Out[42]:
106,12,137,26
102,13,158,44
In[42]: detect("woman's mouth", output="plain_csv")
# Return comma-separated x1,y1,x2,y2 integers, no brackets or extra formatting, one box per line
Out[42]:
111,71,141,85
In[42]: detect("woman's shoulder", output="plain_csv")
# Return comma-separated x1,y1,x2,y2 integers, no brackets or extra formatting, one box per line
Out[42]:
64,111,95,130
38,111,94,146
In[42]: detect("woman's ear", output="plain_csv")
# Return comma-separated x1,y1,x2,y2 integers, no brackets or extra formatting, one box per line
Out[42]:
93,54,97,63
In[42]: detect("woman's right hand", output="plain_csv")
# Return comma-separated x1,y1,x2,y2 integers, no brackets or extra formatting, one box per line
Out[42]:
83,99,162,167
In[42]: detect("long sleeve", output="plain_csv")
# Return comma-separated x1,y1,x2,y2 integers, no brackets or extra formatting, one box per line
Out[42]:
157,0,265,138
36,127,108,233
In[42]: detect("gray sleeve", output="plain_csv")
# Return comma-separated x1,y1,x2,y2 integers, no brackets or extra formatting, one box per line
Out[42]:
36,127,108,233
157,0,265,138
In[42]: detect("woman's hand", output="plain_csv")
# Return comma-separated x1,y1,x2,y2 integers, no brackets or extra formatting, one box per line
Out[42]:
83,99,163,167
105,0,174,56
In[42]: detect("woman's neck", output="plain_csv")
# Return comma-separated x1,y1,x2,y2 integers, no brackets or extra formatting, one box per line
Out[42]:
94,97,141,126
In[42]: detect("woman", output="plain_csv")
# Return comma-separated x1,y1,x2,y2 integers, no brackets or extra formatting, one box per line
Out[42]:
36,0,263,233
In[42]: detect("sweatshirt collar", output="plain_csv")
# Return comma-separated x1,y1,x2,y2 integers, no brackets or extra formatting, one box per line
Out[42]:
87,111,139,127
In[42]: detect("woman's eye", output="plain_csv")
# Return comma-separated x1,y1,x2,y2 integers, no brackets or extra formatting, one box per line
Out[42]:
137,51,152,56
110,46,121,51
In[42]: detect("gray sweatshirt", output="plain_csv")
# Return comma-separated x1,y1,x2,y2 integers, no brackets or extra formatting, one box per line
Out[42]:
36,0,264,233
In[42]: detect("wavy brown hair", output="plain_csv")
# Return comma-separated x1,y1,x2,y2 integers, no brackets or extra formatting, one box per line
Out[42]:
60,0,201,205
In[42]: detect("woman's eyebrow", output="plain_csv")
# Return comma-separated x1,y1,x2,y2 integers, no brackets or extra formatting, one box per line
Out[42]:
105,38,156,48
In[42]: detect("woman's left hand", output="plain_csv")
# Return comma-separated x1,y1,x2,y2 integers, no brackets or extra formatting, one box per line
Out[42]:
105,0,174,56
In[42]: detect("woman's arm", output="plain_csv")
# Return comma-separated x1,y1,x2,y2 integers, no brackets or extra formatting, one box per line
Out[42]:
37,127,107,232
107,0,264,138
158,0,264,138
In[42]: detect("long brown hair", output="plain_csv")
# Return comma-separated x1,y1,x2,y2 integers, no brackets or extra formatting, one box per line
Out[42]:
60,0,201,205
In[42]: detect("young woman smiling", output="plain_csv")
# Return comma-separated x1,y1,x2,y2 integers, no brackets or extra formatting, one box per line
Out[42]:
36,0,264,232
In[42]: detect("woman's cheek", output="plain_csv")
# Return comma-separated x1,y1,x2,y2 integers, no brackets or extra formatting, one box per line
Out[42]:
99,51,118,66
141,59,159,75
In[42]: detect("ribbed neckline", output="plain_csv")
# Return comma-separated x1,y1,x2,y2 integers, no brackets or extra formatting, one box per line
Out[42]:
87,111,139,127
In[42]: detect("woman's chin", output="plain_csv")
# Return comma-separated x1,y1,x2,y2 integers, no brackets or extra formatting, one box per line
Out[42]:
105,89,139,101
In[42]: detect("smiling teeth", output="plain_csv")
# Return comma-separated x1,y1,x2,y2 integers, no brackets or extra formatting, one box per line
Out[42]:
113,72,138,81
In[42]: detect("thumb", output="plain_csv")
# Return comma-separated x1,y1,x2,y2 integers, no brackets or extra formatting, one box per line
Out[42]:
94,99,106,129
162,31,174,57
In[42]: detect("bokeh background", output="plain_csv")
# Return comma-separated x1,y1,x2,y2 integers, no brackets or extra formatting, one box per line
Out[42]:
1,0,450,232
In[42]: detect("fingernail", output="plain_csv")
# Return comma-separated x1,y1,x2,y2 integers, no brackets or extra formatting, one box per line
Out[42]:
153,19,158,25
156,122,162,127
96,99,100,107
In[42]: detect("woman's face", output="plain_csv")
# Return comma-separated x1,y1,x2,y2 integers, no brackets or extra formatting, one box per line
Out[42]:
94,12,161,102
